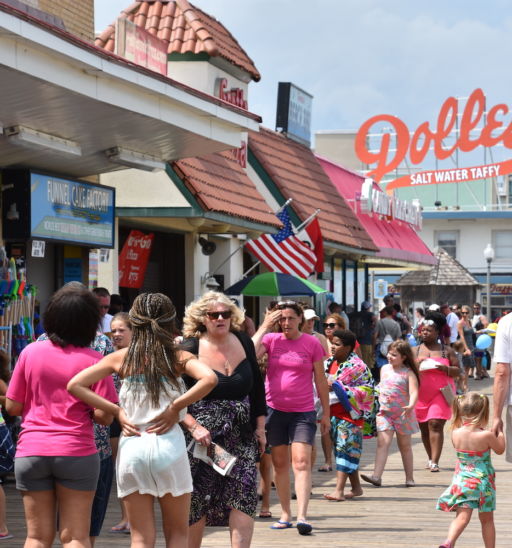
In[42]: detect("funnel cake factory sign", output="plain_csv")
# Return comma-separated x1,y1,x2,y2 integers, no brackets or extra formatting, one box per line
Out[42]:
355,88,512,193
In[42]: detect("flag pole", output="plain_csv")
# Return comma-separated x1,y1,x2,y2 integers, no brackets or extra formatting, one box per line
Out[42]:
296,209,320,232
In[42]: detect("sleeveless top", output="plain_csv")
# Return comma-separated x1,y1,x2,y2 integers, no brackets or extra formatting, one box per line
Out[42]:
462,322,475,351
119,375,187,428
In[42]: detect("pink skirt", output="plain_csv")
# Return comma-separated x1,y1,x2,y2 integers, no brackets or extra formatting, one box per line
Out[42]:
416,366,455,423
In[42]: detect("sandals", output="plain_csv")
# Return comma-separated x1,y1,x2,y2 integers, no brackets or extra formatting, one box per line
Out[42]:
405,480,416,487
430,463,440,472
317,464,332,472
360,474,382,487
259,511,272,518
296,521,313,535
270,520,293,530
439,541,453,548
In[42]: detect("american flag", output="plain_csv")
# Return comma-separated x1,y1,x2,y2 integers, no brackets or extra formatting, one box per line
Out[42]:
245,209,317,278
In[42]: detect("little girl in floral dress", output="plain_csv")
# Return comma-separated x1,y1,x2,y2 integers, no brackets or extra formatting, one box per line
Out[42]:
436,392,504,548
361,340,419,487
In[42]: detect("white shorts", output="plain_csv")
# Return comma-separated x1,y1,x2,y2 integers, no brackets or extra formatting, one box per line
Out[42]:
117,424,192,498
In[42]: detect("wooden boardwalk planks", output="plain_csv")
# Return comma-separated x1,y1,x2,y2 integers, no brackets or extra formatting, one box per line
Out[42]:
5,375,511,547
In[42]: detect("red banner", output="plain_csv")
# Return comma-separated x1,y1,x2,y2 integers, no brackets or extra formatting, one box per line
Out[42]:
118,230,154,289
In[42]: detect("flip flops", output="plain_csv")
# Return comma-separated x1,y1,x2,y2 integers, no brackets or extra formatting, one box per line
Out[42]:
297,521,313,535
111,523,131,533
0,532,13,541
317,464,332,472
270,520,293,530
259,511,272,518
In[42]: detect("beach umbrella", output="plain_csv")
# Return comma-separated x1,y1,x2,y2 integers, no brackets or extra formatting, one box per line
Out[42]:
224,272,327,297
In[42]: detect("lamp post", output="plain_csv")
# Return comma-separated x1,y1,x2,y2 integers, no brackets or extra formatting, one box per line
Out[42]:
483,243,495,319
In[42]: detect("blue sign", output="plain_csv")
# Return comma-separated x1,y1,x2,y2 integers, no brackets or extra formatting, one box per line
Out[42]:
30,173,115,247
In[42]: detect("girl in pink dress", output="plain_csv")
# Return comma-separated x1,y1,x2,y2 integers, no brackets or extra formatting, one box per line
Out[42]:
361,340,420,487
415,313,460,472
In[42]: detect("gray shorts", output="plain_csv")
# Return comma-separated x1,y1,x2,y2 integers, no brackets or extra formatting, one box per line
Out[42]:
266,407,317,447
15,453,100,492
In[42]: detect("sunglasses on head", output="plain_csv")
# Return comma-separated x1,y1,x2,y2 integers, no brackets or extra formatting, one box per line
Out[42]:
206,310,232,320
423,319,436,326
277,300,297,308
323,322,338,329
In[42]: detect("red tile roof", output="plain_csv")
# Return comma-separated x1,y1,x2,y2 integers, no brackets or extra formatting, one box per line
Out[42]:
172,151,280,228
248,128,378,252
95,0,261,81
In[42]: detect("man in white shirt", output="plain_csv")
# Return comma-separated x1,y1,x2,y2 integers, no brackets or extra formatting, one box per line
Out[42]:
441,303,459,345
492,311,512,461
92,287,113,335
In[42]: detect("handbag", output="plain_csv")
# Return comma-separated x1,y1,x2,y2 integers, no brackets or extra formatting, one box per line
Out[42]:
440,384,455,406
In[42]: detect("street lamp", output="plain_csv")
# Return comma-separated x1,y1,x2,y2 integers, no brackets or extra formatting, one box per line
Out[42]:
483,243,495,319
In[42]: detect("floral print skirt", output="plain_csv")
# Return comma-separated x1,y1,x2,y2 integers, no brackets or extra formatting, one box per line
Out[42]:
186,397,258,526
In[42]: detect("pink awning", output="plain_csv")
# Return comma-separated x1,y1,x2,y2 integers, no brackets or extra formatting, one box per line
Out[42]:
317,155,436,266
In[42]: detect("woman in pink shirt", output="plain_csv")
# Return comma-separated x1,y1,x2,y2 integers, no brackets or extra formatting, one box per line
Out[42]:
6,283,117,548
253,301,329,536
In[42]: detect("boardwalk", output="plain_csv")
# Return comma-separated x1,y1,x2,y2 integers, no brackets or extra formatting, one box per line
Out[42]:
5,374,511,547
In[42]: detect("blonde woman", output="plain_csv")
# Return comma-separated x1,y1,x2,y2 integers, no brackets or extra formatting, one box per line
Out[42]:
180,292,266,548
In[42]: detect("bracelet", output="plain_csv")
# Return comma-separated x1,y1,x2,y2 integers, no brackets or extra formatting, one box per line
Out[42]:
190,423,199,433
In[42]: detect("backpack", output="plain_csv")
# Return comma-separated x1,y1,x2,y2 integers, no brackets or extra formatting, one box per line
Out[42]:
379,334,393,357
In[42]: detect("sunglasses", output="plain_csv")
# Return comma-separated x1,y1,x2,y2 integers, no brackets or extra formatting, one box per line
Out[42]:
277,300,297,308
323,322,339,329
206,310,232,320
423,319,435,326
462,311,469,315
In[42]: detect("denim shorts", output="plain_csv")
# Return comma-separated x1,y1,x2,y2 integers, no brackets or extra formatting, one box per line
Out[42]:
90,456,114,537
15,453,100,491
266,407,317,447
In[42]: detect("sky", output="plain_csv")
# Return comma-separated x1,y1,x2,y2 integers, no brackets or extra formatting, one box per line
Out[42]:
94,1,512,164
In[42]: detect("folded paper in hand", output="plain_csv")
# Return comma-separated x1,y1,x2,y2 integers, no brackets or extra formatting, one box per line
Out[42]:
419,358,439,371
189,442,237,476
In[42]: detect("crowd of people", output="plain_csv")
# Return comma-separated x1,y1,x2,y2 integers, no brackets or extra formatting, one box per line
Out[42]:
0,285,508,548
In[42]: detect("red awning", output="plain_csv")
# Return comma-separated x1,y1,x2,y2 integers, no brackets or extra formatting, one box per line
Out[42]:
317,155,436,267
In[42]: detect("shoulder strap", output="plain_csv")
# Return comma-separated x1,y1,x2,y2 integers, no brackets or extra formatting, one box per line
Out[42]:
441,342,446,359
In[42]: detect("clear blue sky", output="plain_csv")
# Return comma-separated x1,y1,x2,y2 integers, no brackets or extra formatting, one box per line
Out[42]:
95,1,512,163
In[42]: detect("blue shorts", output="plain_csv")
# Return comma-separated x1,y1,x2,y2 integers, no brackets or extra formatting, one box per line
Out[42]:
90,456,114,537
265,407,317,447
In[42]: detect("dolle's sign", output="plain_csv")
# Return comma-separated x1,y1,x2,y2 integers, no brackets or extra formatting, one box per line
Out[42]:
360,179,422,230
355,88,512,192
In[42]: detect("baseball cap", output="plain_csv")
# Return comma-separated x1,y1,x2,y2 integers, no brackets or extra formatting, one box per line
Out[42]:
428,304,440,311
303,309,319,321
361,300,372,310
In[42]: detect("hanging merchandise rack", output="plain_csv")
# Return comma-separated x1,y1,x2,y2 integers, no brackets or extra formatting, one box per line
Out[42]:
0,256,37,367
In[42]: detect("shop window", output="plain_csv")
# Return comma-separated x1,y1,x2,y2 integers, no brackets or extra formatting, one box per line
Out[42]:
493,230,512,260
435,230,458,259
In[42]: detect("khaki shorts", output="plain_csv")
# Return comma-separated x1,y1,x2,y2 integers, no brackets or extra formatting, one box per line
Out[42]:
506,406,512,463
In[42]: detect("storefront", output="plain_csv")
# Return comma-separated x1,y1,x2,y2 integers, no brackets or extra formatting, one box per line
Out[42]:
317,155,436,310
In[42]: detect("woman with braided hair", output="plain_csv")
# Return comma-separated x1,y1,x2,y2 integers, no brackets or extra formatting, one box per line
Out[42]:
68,293,217,548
